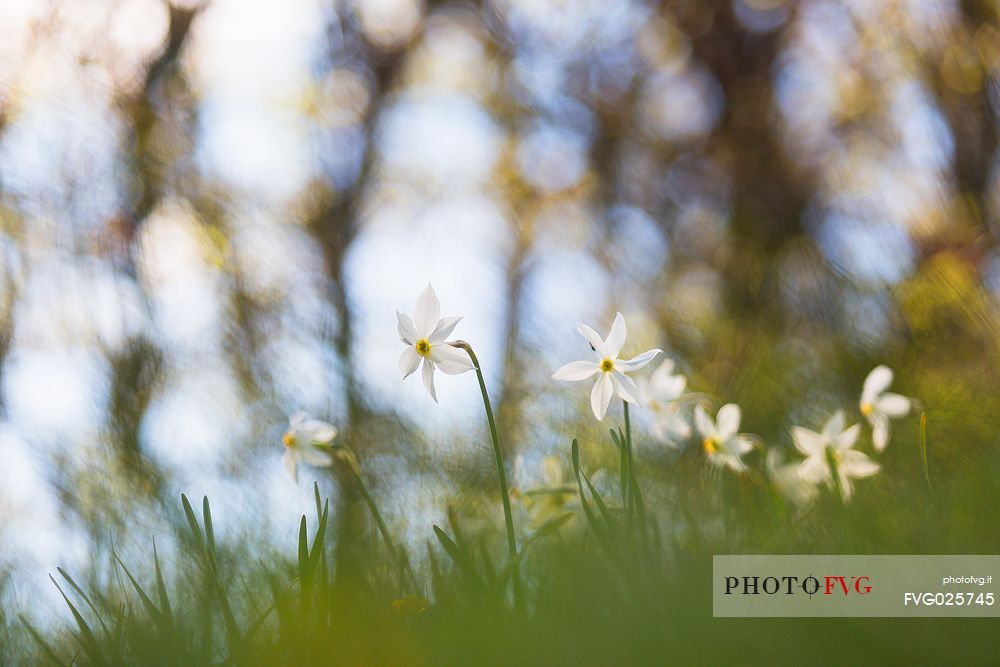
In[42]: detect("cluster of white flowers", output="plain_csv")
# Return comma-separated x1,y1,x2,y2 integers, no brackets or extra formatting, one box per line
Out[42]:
551,312,757,471
773,366,911,504
278,286,915,509
551,314,914,504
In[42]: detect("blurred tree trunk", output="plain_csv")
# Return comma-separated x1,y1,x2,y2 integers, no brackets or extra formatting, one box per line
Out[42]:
102,4,202,504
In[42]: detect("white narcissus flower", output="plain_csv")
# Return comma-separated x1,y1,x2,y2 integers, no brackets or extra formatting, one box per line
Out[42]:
859,365,911,452
766,449,818,506
793,410,880,502
552,312,662,420
281,412,337,483
637,358,691,444
694,403,754,472
397,284,475,402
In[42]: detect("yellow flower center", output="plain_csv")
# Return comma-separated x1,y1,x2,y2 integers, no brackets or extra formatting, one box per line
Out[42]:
282,432,295,448
703,437,718,454
860,402,873,417
415,339,431,357
601,358,614,372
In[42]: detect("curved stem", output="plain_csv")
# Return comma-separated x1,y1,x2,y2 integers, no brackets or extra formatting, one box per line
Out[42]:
452,341,522,610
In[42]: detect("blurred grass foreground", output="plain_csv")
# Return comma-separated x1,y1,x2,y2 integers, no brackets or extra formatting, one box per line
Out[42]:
2,0,1000,664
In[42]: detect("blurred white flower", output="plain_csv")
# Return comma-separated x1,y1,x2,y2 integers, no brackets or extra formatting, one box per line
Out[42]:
281,412,336,483
860,365,911,452
512,455,581,536
766,449,818,506
638,358,690,444
794,410,879,502
694,403,754,472
552,312,662,420
397,284,474,402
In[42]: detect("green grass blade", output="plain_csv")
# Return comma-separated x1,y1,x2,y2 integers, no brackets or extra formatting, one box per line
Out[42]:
570,440,603,535
180,493,205,554
479,540,498,592
297,515,309,582
313,481,323,520
113,554,163,624
306,500,329,578
447,506,469,553
919,412,932,492
609,428,622,449
619,438,629,511
432,525,483,590
49,574,103,663
188,496,240,648
21,617,68,666
203,496,217,561
583,469,615,527
152,540,174,632
55,567,109,640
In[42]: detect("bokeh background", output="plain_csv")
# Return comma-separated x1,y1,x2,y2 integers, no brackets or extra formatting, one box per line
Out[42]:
2,0,1000,640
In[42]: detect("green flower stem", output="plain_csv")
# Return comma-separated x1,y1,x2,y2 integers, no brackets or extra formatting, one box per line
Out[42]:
344,453,416,591
453,341,522,610
623,401,634,523
825,446,846,507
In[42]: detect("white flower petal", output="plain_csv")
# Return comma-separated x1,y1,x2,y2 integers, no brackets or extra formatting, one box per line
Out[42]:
728,434,754,455
399,347,421,379
605,312,627,358
840,450,880,478
668,412,692,440
591,373,614,421
396,311,417,345
422,359,438,402
862,365,893,401
653,374,686,402
299,447,333,467
552,360,601,382
694,404,714,439
837,472,854,502
792,427,825,456
876,393,910,418
872,414,890,452
577,323,608,358
414,284,441,337
289,411,308,428
797,455,829,484
428,316,463,343
283,449,298,483
615,348,662,372
300,420,337,445
656,408,691,442
833,423,860,451
650,358,675,385
765,448,783,473
611,371,642,404
429,342,475,375
716,404,741,442
724,453,748,473
823,410,846,439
